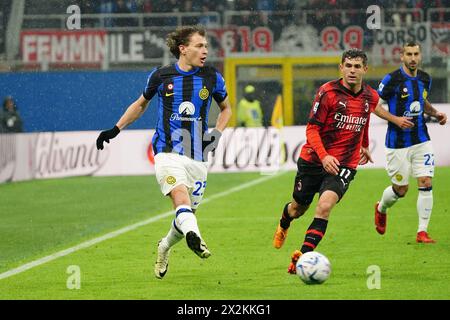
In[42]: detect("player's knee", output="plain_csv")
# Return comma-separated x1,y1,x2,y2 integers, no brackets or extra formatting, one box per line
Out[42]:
289,202,308,218
393,185,408,198
418,177,432,189
315,202,333,218
169,185,190,206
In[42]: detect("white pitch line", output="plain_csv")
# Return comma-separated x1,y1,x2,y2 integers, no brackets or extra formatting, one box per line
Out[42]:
0,171,287,281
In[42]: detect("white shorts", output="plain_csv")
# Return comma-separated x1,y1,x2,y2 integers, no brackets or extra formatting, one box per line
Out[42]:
385,141,435,186
154,153,209,210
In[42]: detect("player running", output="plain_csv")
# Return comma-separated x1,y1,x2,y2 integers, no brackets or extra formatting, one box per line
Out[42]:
96,25,232,279
272,49,414,274
374,41,447,243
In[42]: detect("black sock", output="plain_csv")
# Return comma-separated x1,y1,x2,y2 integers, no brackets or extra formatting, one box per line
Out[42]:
301,218,328,253
279,203,292,229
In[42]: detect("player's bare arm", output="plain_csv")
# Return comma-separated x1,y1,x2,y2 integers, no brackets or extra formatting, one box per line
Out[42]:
359,124,373,165
373,102,414,129
116,94,150,130
424,99,447,125
359,147,373,165
215,96,232,132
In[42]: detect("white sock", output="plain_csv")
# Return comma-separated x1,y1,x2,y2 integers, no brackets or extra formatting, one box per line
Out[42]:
378,186,399,213
417,189,433,233
175,205,201,237
159,219,184,251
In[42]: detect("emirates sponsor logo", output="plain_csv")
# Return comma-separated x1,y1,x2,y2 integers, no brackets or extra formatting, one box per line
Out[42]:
334,112,368,132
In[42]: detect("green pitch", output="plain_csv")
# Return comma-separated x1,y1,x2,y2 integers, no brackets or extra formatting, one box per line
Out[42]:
0,168,449,299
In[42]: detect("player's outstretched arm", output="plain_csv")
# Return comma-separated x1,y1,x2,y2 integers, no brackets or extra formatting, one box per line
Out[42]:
373,102,414,129
116,94,150,130
424,99,447,125
96,95,150,150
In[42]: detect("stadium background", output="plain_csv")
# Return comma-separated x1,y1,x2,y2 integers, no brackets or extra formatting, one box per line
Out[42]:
1,0,450,301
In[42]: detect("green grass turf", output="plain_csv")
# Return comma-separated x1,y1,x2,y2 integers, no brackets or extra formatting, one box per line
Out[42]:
0,168,449,299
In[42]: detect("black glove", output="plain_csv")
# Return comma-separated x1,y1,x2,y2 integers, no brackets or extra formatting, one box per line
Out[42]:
96,125,120,150
203,128,222,154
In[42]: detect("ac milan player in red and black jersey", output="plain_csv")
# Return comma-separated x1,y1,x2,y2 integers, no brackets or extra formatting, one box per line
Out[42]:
272,49,415,274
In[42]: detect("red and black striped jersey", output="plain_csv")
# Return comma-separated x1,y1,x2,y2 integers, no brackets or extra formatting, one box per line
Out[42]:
300,79,379,169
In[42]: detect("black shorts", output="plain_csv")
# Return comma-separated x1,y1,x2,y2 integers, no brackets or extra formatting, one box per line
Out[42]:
292,158,357,206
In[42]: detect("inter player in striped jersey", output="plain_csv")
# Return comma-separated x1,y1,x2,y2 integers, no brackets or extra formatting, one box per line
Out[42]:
374,42,447,243
272,49,415,274
96,25,232,279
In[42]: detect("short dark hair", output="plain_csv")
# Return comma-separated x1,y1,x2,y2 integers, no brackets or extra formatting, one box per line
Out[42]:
341,48,368,66
401,41,421,53
166,25,206,59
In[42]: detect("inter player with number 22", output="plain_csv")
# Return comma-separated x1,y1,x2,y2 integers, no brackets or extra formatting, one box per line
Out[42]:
272,49,414,274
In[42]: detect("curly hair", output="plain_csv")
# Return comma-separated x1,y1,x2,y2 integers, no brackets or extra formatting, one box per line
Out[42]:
341,48,368,66
166,25,206,59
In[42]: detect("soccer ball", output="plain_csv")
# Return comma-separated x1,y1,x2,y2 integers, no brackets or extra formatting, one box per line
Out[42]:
296,251,331,284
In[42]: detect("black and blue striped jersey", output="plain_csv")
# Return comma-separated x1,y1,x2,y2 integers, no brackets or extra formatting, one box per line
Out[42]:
377,67,431,149
143,63,227,161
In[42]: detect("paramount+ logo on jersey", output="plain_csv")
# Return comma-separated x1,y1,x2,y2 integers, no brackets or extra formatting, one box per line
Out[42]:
403,101,422,117
170,101,202,122
334,112,368,132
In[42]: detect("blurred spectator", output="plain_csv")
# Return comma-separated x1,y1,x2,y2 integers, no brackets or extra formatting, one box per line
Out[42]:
181,0,198,25
141,0,170,26
115,0,139,27
237,85,263,127
392,0,413,27
257,0,274,25
161,0,180,25
198,4,219,27
275,0,295,12
79,0,97,27
167,0,180,12
232,0,251,25
150,0,169,13
303,0,323,30
207,0,228,11
234,0,256,11
0,96,23,133
339,0,362,26
231,0,264,29
258,0,275,11
275,0,295,23
416,0,446,22
320,0,343,28
125,0,138,13
98,0,116,27
270,0,296,38
142,0,153,13
181,0,194,13
79,0,96,14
